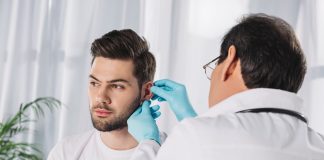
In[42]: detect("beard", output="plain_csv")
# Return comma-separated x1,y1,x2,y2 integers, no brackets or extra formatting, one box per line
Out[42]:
90,94,141,132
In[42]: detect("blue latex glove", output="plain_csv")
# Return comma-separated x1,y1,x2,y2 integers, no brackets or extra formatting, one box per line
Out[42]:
150,79,197,121
150,104,161,119
127,100,161,144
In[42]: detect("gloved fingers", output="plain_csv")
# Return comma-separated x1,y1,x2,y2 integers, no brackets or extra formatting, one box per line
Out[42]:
154,79,183,89
158,97,166,102
152,94,159,100
152,94,166,102
142,100,151,107
141,100,152,114
150,105,161,119
131,106,142,117
150,86,171,101
150,105,160,112
133,100,151,116
152,111,161,119
161,86,173,91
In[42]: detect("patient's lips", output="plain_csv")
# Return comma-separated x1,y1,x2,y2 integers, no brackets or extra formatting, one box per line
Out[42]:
94,108,112,117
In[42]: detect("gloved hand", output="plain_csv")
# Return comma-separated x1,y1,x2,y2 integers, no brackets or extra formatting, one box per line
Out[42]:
150,79,197,121
150,104,162,119
127,100,161,144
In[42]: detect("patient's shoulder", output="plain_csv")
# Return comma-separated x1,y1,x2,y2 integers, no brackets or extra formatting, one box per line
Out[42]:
47,129,96,159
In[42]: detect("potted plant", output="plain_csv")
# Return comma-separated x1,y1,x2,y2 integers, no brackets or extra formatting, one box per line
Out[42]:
0,97,61,160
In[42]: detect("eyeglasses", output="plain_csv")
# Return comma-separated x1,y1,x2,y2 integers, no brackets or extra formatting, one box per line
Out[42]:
203,56,221,80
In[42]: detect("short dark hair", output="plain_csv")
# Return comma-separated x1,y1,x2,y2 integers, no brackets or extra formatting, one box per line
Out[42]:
219,13,306,93
90,29,156,87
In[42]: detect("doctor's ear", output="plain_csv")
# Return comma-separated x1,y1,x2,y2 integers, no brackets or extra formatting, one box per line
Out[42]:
221,45,238,81
141,81,153,100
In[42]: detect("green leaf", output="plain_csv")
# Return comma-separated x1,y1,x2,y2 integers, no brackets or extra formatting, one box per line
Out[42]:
0,97,62,159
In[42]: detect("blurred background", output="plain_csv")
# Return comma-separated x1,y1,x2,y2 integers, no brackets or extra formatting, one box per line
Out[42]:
0,0,323,158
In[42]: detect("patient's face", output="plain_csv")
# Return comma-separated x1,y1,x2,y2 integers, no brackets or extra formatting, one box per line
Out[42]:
88,57,142,132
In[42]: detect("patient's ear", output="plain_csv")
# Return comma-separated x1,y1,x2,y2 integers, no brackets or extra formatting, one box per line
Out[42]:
141,81,153,100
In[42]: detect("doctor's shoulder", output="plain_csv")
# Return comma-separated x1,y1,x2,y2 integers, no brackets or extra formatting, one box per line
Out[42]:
171,114,245,140
47,129,96,160
176,112,296,139
170,112,279,146
175,113,324,155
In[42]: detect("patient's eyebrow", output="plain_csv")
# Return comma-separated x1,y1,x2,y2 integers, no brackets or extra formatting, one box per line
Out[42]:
107,79,131,86
89,75,101,82
89,75,132,85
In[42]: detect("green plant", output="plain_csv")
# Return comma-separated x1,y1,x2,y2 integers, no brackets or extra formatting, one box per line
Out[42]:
0,97,61,160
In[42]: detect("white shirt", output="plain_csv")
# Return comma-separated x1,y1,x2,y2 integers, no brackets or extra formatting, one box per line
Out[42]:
47,129,167,160
131,88,324,160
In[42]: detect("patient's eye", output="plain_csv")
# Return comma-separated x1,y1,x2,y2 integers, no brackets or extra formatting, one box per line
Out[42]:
90,81,100,87
110,84,125,90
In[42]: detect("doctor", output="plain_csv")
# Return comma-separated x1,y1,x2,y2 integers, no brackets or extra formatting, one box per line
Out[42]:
127,13,324,159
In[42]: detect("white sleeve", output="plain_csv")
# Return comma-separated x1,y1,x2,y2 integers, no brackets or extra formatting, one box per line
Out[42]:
155,119,198,160
130,119,198,160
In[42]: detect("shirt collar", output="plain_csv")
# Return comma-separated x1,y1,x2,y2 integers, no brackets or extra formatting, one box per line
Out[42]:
200,88,304,118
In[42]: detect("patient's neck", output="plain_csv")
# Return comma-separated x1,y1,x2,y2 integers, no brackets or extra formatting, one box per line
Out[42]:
100,127,138,150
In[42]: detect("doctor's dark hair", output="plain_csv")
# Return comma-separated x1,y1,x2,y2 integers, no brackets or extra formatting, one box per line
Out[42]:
219,13,306,93
90,29,156,87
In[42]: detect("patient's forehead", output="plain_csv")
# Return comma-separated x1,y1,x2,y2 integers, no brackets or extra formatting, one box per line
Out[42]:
90,57,138,85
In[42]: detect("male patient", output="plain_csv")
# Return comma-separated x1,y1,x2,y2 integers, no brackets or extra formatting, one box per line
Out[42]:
48,29,166,159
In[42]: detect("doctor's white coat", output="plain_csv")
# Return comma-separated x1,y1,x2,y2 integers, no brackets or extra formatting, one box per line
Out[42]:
131,88,324,160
